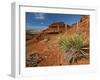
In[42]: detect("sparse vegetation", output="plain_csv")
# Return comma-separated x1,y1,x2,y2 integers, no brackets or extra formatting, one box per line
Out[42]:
26,53,43,67
57,33,89,64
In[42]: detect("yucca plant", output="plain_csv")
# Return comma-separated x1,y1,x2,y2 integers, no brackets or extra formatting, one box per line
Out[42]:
57,34,89,64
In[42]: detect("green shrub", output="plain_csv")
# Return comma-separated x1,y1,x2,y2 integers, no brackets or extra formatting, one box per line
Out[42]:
57,34,89,64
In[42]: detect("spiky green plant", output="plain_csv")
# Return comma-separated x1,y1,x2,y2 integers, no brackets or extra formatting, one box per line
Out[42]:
57,34,89,64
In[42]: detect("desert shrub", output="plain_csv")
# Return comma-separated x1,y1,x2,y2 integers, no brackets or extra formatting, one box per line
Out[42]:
57,34,89,64
26,53,43,67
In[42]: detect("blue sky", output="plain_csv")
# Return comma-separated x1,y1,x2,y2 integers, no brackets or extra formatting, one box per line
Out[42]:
26,12,81,30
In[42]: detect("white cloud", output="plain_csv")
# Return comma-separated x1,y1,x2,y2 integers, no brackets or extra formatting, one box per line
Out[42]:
40,22,44,25
34,13,45,20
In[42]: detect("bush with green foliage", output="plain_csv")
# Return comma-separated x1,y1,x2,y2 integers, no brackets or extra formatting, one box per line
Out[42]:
57,34,89,64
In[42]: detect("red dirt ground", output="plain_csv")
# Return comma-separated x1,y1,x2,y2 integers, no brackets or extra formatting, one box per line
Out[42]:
26,33,89,67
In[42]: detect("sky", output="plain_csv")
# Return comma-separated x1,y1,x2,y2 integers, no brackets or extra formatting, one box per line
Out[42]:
26,12,81,30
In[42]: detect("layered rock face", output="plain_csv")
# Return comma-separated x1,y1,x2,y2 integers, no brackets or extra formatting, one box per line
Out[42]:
66,15,89,35
42,22,65,34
